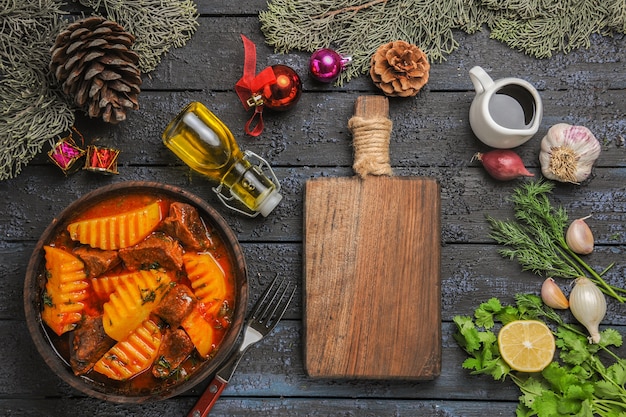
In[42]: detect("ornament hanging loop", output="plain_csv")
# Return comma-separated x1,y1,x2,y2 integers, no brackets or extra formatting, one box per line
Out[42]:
235,35,276,111
244,105,266,137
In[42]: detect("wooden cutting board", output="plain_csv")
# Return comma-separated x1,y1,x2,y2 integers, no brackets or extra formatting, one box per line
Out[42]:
303,96,441,379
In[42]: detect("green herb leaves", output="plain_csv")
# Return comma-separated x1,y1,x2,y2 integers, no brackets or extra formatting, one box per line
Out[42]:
453,314,509,380
454,295,626,416
487,180,626,302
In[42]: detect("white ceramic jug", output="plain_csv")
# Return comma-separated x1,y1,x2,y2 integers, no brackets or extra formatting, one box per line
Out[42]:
469,66,543,149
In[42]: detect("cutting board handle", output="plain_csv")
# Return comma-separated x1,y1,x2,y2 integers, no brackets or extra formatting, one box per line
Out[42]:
348,96,393,178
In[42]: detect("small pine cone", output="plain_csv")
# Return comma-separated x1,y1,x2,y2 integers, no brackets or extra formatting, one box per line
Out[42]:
50,16,141,124
370,40,430,97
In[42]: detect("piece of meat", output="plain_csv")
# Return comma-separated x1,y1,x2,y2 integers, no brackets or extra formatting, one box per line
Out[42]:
70,315,116,376
160,202,212,251
118,232,183,272
73,246,121,278
153,284,197,328
152,328,195,378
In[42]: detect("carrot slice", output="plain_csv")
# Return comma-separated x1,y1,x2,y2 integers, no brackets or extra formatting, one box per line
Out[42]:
41,246,89,336
93,319,162,380
67,201,163,250
102,269,171,341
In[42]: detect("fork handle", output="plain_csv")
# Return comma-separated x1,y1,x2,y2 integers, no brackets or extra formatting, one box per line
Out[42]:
186,376,227,417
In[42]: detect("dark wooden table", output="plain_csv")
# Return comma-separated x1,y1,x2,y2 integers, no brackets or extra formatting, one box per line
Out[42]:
1,1,625,416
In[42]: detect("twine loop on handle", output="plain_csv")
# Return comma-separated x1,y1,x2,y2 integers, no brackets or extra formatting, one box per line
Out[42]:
348,115,393,178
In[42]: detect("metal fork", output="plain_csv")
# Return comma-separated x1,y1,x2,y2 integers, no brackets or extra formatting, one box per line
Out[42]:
187,274,296,417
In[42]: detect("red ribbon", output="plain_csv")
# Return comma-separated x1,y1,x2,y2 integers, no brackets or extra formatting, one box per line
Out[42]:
235,35,276,136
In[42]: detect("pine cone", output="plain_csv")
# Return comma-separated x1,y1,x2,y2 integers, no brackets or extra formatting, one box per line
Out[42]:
50,16,142,124
370,40,430,97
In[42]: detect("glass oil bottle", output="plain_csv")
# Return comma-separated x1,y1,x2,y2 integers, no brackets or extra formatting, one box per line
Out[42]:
162,102,282,217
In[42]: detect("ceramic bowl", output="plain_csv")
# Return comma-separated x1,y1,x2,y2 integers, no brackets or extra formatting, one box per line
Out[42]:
24,181,248,403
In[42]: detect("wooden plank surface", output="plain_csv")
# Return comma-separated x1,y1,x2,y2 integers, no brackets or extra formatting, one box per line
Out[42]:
304,96,441,379
304,176,441,379
0,398,524,417
1,2,625,416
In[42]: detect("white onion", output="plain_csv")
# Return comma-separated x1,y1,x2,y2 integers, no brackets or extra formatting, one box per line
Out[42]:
569,277,606,344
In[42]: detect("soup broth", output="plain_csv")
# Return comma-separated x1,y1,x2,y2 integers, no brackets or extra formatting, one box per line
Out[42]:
41,193,237,395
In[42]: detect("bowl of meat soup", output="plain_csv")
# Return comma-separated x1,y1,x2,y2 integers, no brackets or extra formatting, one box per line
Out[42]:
24,182,248,403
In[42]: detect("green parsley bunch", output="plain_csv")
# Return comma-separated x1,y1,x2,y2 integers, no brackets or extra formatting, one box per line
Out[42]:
454,295,626,416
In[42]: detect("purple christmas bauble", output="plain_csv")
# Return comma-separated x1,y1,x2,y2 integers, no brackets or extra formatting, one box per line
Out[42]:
309,48,349,83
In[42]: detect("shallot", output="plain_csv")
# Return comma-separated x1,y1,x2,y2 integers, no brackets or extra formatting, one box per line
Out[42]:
473,150,534,181
569,276,606,344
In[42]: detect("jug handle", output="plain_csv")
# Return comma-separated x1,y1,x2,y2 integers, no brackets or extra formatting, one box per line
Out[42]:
469,66,493,95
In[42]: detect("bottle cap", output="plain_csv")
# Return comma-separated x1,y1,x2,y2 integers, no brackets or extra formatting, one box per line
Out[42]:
257,188,283,217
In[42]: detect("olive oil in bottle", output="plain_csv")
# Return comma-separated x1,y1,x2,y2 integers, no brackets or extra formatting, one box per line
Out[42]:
162,102,282,217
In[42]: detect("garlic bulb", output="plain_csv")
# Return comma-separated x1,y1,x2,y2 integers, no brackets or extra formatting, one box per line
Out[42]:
541,278,569,309
566,215,594,255
539,123,601,184
569,277,606,344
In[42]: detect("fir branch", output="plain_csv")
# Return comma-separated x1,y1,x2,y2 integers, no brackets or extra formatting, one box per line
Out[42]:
0,0,74,180
261,0,480,84
79,0,199,73
0,0,200,181
312,0,389,20
260,0,626,83
606,0,626,33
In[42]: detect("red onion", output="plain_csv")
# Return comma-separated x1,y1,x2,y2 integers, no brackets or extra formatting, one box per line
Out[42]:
474,150,534,181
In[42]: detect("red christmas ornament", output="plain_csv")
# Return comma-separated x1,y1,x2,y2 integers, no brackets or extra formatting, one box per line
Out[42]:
235,35,302,136
84,145,120,175
261,65,302,111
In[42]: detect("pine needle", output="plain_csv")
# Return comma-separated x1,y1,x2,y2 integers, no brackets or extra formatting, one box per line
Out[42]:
79,0,199,73
0,0,200,181
0,0,74,180
259,0,626,84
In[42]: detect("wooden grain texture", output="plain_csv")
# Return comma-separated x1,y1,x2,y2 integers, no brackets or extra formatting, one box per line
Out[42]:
304,177,441,379
303,96,441,379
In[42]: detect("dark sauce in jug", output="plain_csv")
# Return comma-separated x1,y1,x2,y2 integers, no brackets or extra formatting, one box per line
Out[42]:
488,84,536,129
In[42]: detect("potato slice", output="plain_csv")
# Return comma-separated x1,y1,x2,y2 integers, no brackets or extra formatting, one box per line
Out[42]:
181,305,216,358
41,246,89,336
91,274,124,301
102,269,171,341
67,201,163,250
93,319,162,380
183,252,228,317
